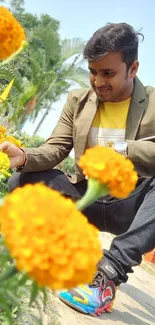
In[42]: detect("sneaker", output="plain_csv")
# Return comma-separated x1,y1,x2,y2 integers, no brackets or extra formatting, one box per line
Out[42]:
59,269,117,316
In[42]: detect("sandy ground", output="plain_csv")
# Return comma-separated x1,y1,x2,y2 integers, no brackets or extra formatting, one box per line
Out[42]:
46,233,155,325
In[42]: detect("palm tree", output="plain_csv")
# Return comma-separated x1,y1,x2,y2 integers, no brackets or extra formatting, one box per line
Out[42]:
17,24,89,133
31,38,89,135
0,17,89,132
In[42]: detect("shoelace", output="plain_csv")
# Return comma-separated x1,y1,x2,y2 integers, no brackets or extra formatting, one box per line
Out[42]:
90,270,107,288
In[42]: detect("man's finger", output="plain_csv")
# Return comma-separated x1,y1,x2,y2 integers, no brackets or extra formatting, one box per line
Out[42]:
0,141,10,151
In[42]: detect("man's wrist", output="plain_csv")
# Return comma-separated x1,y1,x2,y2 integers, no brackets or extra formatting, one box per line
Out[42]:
16,148,27,171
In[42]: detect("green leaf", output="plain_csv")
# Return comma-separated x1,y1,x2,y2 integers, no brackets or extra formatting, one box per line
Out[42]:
29,281,39,305
61,38,86,61
0,266,18,282
17,272,28,286
40,287,48,311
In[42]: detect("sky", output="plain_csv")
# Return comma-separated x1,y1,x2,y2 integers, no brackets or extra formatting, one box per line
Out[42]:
21,0,155,138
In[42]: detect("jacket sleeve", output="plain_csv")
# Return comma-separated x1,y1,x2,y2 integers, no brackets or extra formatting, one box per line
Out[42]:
127,140,155,176
22,91,74,172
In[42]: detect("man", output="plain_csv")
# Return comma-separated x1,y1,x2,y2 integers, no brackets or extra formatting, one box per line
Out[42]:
1,23,155,316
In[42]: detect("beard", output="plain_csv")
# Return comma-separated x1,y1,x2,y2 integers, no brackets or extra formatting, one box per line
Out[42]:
95,85,131,103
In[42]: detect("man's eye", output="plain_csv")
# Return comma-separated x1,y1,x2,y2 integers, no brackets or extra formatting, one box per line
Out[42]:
104,71,115,77
90,70,96,75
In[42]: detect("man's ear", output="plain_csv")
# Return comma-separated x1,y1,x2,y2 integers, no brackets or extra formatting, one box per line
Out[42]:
129,60,139,78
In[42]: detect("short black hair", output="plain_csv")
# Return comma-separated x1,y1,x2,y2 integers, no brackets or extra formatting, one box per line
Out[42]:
84,23,144,69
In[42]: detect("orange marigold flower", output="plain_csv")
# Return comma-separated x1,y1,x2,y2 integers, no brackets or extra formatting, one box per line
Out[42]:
79,146,138,198
0,184,102,290
0,6,26,60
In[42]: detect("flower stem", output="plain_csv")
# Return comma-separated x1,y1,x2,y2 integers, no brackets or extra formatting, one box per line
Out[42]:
0,197,4,206
0,41,28,67
76,178,109,211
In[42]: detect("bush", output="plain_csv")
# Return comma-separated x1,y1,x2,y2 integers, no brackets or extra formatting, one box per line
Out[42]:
16,132,45,148
56,156,75,175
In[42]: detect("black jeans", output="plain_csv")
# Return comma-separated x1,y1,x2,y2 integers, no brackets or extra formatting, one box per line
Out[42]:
8,169,155,284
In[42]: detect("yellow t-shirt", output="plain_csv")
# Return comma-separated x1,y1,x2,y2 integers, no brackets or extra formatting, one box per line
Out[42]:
87,97,131,148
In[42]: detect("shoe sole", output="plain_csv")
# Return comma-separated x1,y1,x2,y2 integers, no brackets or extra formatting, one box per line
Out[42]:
59,296,113,316
59,296,96,316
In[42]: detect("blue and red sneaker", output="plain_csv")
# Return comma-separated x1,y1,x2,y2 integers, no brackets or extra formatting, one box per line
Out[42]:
59,270,117,316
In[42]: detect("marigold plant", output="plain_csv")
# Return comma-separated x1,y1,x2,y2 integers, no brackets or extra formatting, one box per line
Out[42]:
79,146,138,198
0,6,26,60
0,151,11,177
0,183,102,290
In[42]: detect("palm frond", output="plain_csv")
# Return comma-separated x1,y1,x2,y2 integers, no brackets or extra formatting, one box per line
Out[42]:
61,38,86,61
60,63,89,88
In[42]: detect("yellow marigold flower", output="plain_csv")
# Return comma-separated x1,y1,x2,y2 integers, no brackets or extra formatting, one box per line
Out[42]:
0,151,11,177
0,184,102,290
0,7,26,60
0,126,6,134
0,130,23,147
79,146,138,198
0,136,6,143
4,135,22,148
0,123,23,147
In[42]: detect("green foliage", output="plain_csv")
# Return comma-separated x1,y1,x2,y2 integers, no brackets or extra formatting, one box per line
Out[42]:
16,132,45,148
0,177,9,197
10,0,25,15
60,38,86,62
57,156,75,175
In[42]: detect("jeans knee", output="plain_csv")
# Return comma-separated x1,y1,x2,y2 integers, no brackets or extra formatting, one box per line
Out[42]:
8,172,20,193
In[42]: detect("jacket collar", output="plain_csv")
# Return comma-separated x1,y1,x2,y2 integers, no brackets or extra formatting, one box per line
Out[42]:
125,77,148,139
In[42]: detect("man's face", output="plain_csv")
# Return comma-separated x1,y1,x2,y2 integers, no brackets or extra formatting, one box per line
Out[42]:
89,52,138,102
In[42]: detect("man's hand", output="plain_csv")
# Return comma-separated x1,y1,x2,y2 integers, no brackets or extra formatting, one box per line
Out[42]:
0,141,26,168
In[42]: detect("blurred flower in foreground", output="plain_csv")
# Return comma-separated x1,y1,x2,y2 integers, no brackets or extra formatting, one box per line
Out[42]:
0,183,102,290
0,80,15,131
77,146,138,210
2,135,23,148
0,130,23,148
0,126,6,134
0,80,14,103
0,81,23,148
0,151,11,177
0,6,27,63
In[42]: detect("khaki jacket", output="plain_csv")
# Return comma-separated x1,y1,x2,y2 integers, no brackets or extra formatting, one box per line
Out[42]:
24,77,155,182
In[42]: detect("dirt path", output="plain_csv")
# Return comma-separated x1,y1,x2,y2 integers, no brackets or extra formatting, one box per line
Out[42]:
47,233,155,325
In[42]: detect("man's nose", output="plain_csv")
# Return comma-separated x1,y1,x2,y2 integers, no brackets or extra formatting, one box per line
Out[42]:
94,74,106,88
